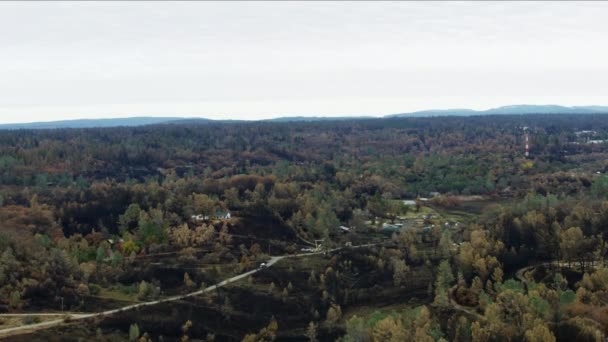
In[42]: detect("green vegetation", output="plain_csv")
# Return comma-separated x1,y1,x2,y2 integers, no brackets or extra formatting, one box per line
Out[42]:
1,114,608,340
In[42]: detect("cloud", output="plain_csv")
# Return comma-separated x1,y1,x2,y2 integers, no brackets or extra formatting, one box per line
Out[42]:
0,1,607,123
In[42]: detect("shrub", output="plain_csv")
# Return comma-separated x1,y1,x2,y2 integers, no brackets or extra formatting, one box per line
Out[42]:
23,316,41,325
89,284,102,295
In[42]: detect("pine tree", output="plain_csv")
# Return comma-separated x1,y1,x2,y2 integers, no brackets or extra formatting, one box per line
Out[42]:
325,304,342,326
129,323,140,341
305,321,318,342
184,272,195,288
524,323,556,342
433,260,455,306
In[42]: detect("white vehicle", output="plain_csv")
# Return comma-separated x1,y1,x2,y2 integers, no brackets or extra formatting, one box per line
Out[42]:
301,247,315,252
259,262,267,268
345,242,353,247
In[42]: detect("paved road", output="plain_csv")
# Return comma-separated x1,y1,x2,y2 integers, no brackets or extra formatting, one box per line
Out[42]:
0,244,378,338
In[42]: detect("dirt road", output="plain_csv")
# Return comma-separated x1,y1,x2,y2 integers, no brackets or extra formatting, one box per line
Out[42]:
0,244,378,338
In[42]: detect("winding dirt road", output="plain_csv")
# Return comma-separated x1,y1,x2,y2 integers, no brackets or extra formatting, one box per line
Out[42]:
0,244,378,339
447,259,606,321
0,256,283,338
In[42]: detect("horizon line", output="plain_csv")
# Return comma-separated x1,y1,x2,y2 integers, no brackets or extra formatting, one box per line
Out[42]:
2,103,608,126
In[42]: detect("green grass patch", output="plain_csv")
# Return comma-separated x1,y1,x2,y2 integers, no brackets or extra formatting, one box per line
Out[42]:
91,284,139,302
344,301,418,321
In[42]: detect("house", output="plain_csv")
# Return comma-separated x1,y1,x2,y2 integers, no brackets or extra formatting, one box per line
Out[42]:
191,214,206,221
215,211,231,220
382,223,402,232
402,200,417,206
191,211,231,221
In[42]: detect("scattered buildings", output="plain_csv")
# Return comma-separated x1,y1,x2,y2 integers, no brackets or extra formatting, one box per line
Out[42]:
574,130,597,136
191,211,231,221
572,130,606,145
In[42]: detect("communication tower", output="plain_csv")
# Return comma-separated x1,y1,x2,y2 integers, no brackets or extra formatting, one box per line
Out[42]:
523,127,530,158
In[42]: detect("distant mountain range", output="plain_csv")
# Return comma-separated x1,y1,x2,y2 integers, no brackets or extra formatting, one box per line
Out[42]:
0,117,192,129
266,116,374,122
1,105,607,129
388,105,608,117
0,117,235,130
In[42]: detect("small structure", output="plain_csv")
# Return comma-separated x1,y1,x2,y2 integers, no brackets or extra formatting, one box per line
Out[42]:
215,211,231,220
382,223,402,232
402,200,417,206
338,225,351,233
575,130,596,136
191,214,206,221
191,211,231,221
524,127,530,158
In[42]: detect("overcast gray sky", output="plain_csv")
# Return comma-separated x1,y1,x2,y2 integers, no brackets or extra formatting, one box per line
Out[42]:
1,1,607,123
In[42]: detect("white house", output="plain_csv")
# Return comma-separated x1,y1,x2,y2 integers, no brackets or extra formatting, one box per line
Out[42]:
191,214,206,221
215,211,231,220
191,211,231,221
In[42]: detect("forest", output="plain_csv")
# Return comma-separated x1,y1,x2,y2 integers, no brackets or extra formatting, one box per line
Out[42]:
1,114,608,341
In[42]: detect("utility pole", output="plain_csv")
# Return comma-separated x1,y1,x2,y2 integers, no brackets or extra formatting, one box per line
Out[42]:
314,239,324,252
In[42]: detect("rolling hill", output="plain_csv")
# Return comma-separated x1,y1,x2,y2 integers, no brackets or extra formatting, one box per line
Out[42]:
2,105,608,129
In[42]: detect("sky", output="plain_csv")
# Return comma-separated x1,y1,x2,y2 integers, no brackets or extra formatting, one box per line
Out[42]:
1,1,608,123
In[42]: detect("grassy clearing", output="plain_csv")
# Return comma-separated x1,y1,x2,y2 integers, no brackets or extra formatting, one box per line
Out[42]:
0,315,59,329
343,301,419,321
91,285,139,303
